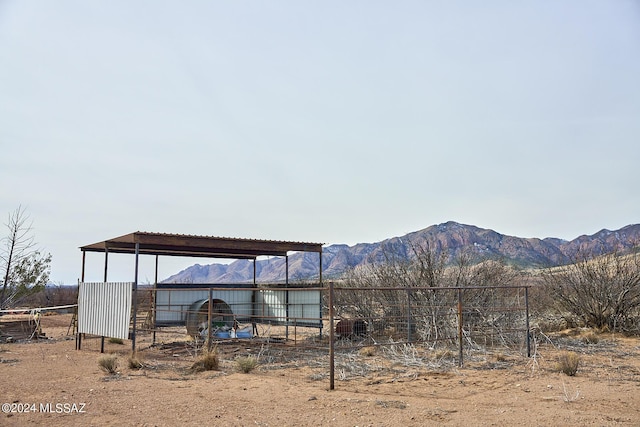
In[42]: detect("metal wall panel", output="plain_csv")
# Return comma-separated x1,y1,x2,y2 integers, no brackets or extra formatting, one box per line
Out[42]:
78,282,133,340
154,286,322,328
155,288,253,325
257,289,321,327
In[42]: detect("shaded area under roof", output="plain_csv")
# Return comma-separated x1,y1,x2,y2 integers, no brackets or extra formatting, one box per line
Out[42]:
80,231,323,259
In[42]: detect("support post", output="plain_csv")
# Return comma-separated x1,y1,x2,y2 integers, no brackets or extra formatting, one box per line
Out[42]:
407,287,412,342
100,248,109,354
329,281,335,390
153,255,158,345
319,251,323,338
285,254,289,340
457,288,463,367
252,258,258,336
132,243,139,352
525,286,531,357
207,288,213,352
77,251,86,351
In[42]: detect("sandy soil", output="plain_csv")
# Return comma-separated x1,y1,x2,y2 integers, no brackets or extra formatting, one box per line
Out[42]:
2,313,640,426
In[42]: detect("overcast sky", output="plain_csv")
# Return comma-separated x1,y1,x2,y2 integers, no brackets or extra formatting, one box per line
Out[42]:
1,1,639,284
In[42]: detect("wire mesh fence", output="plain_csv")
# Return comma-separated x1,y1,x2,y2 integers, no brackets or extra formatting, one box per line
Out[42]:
328,282,530,389
114,282,531,389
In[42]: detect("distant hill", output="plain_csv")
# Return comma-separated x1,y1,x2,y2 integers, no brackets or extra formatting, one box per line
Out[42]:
162,222,640,283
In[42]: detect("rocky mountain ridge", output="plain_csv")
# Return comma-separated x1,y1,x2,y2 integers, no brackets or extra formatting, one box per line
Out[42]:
162,222,640,283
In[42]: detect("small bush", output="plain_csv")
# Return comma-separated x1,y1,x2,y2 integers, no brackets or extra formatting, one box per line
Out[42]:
582,332,599,345
108,337,124,345
235,356,258,373
495,353,507,362
557,351,581,376
128,352,144,370
192,350,219,372
432,348,453,360
98,354,119,374
359,346,376,357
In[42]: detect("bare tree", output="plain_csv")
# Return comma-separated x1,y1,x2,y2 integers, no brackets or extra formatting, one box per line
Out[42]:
0,206,52,308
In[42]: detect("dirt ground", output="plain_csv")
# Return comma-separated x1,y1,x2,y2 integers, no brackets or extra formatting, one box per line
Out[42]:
2,313,640,426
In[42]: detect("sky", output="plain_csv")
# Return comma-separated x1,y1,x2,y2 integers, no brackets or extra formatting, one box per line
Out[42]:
1,1,639,284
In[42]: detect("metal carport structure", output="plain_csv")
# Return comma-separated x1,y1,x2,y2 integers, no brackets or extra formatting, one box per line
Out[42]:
78,231,323,351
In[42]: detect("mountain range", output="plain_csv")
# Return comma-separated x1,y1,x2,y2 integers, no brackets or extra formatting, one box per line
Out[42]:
162,221,640,284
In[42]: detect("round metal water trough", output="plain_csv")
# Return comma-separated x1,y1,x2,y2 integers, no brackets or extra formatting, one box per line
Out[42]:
185,298,234,337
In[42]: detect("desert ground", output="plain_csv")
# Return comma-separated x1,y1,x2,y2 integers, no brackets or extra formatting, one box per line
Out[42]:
2,313,640,426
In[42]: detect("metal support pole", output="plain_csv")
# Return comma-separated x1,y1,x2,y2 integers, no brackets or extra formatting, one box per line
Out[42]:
153,255,158,345
77,251,86,351
252,258,258,336
329,281,335,390
207,288,213,352
457,288,463,367
407,287,412,342
525,286,531,357
101,248,109,354
319,251,323,339
132,243,139,352
285,254,289,340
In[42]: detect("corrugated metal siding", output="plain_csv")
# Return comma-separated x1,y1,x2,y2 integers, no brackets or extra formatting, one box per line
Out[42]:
78,282,133,340
257,289,321,327
155,288,253,324
155,287,322,328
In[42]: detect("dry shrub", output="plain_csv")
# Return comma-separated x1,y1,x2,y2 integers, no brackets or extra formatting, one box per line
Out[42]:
582,331,599,345
98,354,118,374
359,346,376,357
432,348,453,360
495,353,508,362
191,350,219,372
108,337,124,345
128,352,144,370
544,250,640,332
557,351,581,376
235,356,258,373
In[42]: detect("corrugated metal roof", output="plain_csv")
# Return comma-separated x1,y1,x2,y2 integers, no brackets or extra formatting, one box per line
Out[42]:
80,231,323,259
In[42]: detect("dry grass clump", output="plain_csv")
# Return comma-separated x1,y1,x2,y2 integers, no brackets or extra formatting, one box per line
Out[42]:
557,351,581,376
432,348,454,360
235,356,258,373
582,331,599,345
191,350,219,372
359,346,376,357
128,352,144,370
108,337,124,345
98,354,119,374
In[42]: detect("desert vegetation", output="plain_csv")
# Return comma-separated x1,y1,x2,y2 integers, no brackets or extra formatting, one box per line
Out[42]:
335,242,531,354
97,354,119,374
542,248,640,333
336,241,640,345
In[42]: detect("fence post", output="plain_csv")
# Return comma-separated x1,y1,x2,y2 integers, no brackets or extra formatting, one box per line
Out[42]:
525,286,531,357
457,288,463,367
406,287,412,342
329,281,335,390
207,288,213,352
